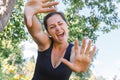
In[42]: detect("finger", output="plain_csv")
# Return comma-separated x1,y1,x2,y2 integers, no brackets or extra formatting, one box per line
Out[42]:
24,13,32,27
80,38,86,54
42,2,59,8
85,40,92,55
42,0,49,3
41,8,57,13
89,46,96,59
61,58,74,70
27,15,33,27
26,0,38,6
74,39,80,56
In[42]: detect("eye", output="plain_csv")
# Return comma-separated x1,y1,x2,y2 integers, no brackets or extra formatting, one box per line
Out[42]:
58,22,63,25
49,25,55,29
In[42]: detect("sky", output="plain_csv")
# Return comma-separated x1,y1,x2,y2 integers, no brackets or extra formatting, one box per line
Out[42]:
91,28,120,79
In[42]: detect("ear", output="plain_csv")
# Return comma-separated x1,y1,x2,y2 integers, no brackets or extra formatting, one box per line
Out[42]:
46,31,52,38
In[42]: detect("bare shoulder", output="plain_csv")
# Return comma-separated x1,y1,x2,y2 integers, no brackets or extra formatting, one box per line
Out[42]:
37,33,52,51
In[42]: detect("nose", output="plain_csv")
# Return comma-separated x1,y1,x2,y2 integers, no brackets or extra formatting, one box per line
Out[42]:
56,25,61,31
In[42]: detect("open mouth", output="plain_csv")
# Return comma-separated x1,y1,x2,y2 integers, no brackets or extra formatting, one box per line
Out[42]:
57,32,64,39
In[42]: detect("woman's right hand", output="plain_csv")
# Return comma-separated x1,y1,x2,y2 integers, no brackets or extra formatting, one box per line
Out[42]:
24,0,59,27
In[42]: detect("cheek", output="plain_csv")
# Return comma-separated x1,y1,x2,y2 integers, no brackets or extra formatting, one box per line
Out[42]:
48,29,55,36
64,26,69,32
64,24,68,29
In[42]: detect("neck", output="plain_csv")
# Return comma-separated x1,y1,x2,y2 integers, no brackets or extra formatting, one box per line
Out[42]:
53,41,69,50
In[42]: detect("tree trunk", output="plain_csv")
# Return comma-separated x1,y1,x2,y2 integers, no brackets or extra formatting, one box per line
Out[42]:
0,0,16,32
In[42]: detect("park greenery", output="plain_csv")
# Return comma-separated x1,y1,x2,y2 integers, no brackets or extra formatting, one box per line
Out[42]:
0,0,120,80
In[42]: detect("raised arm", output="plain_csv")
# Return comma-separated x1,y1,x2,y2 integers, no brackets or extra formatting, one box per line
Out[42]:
24,0,59,50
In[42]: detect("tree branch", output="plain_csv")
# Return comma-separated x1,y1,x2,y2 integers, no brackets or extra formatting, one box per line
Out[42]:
0,0,16,32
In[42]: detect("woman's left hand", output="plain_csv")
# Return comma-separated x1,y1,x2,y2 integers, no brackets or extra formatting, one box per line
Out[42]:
61,38,96,72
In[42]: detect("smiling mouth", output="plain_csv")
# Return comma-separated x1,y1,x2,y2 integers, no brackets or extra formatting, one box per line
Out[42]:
57,32,64,38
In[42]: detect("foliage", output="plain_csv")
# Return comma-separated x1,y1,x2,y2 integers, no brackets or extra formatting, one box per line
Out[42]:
0,54,35,80
62,0,120,42
0,0,28,79
0,0,27,64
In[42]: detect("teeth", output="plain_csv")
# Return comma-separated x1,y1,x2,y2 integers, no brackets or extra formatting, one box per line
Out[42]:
57,32,63,35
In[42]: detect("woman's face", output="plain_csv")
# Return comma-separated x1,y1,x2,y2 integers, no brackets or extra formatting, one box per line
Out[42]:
47,14,69,43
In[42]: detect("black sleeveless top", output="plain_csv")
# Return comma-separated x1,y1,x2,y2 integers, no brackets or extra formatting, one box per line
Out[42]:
32,42,73,80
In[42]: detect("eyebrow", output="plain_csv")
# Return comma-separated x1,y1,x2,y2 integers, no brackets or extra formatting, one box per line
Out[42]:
47,20,64,27
48,24,54,27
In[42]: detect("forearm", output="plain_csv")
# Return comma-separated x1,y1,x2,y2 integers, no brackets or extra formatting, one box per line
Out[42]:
24,13,50,47
24,14,43,36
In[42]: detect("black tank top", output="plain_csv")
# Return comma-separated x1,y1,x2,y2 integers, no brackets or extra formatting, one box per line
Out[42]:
32,42,73,80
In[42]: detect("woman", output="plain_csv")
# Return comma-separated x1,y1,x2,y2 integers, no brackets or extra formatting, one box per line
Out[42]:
24,0,96,80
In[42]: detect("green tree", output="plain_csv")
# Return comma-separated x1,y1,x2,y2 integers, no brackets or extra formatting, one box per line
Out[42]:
0,0,28,79
62,0,120,42
0,0,27,66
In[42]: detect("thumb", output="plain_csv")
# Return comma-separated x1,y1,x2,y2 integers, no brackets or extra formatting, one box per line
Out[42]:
26,14,32,27
24,8,34,27
61,58,73,69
